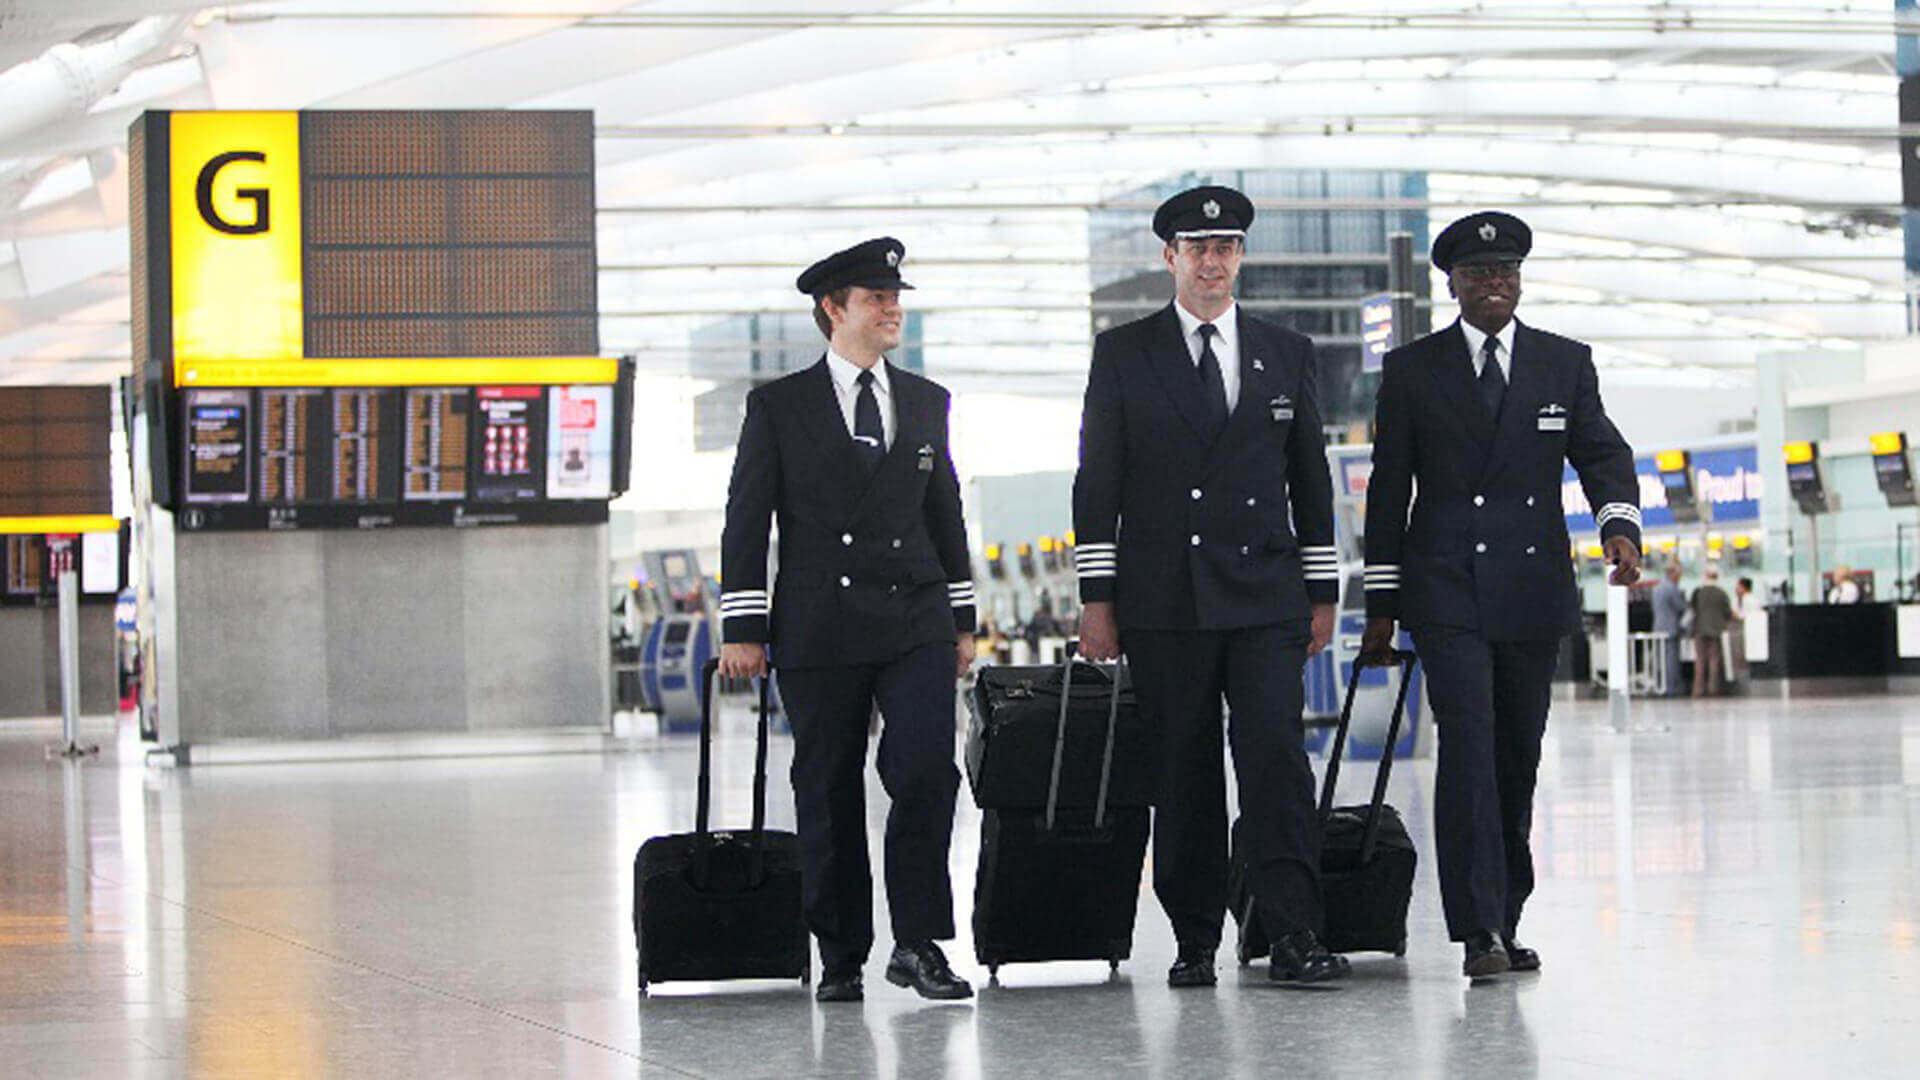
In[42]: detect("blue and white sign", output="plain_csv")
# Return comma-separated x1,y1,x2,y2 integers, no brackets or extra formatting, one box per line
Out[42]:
1563,444,1760,531
1360,293,1394,374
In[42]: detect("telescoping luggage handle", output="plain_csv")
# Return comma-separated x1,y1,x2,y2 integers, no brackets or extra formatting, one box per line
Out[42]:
693,658,774,888
1318,648,1418,865
1045,644,1128,832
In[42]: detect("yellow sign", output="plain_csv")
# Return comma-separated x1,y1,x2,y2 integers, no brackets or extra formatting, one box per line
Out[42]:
1869,431,1907,456
1654,450,1687,472
985,544,1002,560
175,357,619,388
1037,536,1055,553
169,111,304,365
0,515,122,535
1783,441,1815,465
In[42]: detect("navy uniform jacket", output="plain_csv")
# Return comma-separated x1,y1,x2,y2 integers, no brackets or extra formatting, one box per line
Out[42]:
1364,319,1641,641
720,358,976,669
1073,303,1338,629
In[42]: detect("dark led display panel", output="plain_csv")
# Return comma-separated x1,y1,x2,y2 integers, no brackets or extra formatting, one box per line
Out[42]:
402,388,471,502
183,389,251,503
300,111,598,360
0,386,113,517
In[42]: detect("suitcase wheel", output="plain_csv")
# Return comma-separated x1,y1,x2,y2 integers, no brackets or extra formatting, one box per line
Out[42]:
1108,959,1120,974
988,964,1000,981
1394,938,1407,957
638,978,649,997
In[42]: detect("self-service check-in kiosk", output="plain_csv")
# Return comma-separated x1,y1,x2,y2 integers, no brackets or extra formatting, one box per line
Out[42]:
1871,432,1920,601
1784,441,1837,594
636,548,718,732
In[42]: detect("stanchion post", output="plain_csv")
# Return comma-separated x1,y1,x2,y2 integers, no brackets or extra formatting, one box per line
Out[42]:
1607,581,1631,732
47,535,100,761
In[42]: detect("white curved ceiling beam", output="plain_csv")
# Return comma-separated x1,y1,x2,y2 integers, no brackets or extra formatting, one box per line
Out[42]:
597,131,1894,211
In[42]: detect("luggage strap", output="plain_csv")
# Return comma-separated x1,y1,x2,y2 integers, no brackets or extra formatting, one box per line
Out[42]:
1045,645,1128,832
693,657,774,889
1318,648,1417,865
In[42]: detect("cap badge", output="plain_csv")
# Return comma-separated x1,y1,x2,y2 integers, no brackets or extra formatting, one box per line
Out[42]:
1478,223,1498,242
1202,199,1221,220
885,249,900,267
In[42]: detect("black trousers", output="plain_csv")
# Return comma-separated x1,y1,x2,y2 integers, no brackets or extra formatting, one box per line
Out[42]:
1126,623,1320,947
1410,626,1558,941
775,640,960,970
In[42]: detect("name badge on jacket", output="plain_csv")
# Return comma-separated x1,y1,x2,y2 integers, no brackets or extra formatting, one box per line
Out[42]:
917,444,935,471
1537,403,1567,432
1270,394,1293,422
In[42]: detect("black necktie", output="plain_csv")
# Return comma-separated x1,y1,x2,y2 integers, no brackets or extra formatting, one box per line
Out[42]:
1197,323,1228,438
853,369,885,473
1478,336,1506,419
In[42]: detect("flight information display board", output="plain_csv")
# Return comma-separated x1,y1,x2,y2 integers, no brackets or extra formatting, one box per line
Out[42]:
1,528,129,605
128,108,632,530
183,389,251,504
259,388,328,503
330,389,396,502
0,386,113,517
172,380,625,531
403,388,471,502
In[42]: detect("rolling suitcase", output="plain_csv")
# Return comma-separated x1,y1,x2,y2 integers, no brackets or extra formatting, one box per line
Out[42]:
632,660,809,994
966,660,1155,809
973,651,1149,977
1231,649,1420,964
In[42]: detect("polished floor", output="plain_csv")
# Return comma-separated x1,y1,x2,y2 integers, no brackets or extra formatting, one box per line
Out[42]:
3,689,1919,1078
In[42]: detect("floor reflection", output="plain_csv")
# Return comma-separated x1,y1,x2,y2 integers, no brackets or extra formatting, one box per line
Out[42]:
0,692,1916,1076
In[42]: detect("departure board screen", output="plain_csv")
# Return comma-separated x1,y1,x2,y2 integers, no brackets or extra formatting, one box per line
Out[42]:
0,386,113,517
3,535,43,598
331,389,395,502
183,389,251,503
402,388,470,501
472,386,545,501
259,388,329,504
163,378,625,531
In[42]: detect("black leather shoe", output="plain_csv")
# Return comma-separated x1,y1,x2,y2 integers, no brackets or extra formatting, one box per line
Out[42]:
1270,930,1350,983
1502,936,1541,972
1167,944,1218,988
885,942,972,1000
1463,932,1510,978
815,967,864,1002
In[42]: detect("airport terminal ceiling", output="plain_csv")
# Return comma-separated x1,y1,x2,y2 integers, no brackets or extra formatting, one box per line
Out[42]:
0,1,1910,481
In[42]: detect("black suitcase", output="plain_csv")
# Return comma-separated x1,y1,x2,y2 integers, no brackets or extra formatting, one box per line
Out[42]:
973,652,1149,977
633,661,809,994
1231,649,1420,964
966,660,1155,809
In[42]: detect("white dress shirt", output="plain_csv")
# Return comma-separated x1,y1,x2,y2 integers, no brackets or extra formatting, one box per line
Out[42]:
825,349,894,450
1174,299,1240,412
1459,318,1517,383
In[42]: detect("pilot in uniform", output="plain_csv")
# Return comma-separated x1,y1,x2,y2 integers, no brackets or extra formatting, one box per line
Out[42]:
1073,186,1349,986
717,238,977,1003
1358,212,1644,978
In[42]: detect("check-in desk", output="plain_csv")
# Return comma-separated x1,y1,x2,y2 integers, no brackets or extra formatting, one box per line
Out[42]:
1754,603,1904,694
